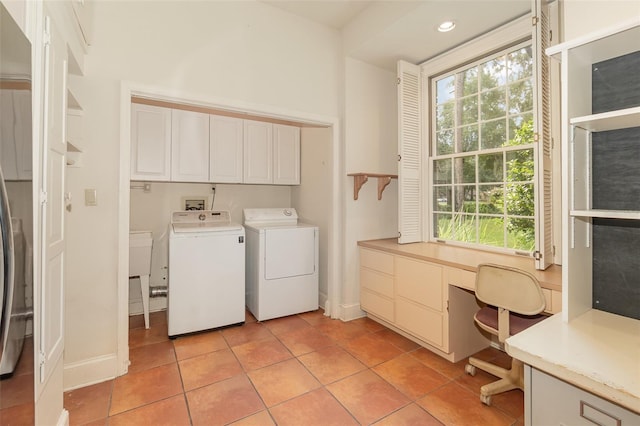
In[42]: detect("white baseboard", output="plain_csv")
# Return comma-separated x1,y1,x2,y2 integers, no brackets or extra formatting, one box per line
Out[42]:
56,409,69,426
63,353,119,391
340,302,366,321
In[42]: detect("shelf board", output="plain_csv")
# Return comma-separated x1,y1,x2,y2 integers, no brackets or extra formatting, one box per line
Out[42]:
570,106,640,132
571,210,640,220
348,173,398,200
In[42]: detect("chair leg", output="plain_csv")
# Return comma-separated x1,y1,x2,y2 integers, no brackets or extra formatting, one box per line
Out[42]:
467,357,525,405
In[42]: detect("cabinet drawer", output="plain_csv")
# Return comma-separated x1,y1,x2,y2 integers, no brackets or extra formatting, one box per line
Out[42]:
360,248,394,275
448,268,476,291
360,268,393,298
531,368,640,425
361,289,394,323
396,257,443,312
396,298,444,348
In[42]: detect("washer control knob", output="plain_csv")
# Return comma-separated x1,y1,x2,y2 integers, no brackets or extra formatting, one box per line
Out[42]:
198,213,206,221
283,209,292,216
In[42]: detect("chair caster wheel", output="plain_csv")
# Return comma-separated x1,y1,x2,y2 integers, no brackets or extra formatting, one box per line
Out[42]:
480,394,492,406
465,364,476,376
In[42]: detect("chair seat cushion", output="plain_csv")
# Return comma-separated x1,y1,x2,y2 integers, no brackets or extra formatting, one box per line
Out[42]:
476,306,547,335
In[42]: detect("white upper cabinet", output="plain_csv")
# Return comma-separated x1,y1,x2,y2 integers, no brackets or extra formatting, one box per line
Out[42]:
273,124,300,185
171,109,209,182
210,115,243,183
130,103,172,181
243,119,273,184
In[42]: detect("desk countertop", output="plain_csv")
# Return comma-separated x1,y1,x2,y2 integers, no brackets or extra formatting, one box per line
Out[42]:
506,310,640,413
358,238,562,292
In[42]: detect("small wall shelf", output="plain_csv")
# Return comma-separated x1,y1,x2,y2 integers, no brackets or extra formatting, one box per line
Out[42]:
348,173,398,200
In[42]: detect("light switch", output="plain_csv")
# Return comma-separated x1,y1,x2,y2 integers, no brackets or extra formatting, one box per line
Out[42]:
85,188,97,206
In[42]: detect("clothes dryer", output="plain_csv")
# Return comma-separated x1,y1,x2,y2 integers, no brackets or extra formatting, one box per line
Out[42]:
243,208,318,321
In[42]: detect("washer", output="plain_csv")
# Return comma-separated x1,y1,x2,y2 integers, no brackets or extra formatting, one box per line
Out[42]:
243,208,318,321
168,210,245,337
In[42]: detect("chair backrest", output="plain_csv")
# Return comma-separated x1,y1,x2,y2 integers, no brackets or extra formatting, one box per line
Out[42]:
475,263,546,315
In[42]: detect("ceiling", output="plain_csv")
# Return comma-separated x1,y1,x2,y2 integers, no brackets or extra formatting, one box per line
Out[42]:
262,0,532,70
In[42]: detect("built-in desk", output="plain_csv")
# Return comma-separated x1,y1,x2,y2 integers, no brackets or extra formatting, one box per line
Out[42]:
357,239,562,363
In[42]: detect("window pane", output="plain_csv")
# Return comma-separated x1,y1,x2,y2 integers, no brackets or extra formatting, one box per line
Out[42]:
461,124,478,152
508,114,534,142
433,187,452,211
478,184,503,214
436,129,454,155
461,67,478,96
478,153,503,183
481,57,506,89
481,119,507,149
481,87,506,120
506,217,535,250
455,185,476,213
461,96,478,125
508,79,533,114
506,183,534,216
454,214,477,243
506,149,534,182
454,155,475,184
433,159,452,184
479,216,505,247
436,75,455,104
508,47,533,82
436,102,454,130
434,213,453,239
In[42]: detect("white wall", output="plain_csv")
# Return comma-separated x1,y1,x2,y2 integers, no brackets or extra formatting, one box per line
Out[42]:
128,182,291,313
342,57,398,320
64,0,342,389
291,127,333,308
561,0,640,41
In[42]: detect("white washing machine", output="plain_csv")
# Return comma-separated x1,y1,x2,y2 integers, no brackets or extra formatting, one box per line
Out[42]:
168,210,245,337
243,208,318,321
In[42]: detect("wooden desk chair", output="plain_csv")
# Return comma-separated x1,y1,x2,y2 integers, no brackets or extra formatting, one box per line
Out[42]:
465,263,547,405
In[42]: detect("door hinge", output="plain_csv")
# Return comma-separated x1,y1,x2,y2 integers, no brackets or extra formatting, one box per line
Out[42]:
446,300,449,312
43,17,51,46
533,250,542,261
552,245,556,257
533,132,540,143
40,191,48,205
532,16,539,26
397,77,401,85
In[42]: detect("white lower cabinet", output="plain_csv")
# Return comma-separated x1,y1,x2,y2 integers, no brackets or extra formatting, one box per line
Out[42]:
171,109,210,182
359,247,488,361
530,368,640,425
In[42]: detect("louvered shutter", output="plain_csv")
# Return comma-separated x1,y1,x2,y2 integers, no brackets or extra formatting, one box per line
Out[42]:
397,61,422,244
533,0,553,269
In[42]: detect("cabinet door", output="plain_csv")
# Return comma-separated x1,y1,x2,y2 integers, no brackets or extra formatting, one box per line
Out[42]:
209,115,243,183
130,103,171,181
171,109,209,182
243,120,273,184
273,124,300,185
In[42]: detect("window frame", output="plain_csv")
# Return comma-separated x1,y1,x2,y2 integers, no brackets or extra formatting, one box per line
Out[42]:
429,40,537,254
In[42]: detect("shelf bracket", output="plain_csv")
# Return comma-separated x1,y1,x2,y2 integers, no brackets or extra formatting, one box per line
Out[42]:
348,173,398,200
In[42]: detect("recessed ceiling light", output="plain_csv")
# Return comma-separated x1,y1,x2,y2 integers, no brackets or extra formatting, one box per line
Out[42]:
438,21,456,32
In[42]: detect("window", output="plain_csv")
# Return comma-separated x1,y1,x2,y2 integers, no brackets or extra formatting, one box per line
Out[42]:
431,43,536,251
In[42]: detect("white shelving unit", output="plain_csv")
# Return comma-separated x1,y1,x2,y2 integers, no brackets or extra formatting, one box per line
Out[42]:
550,17,640,323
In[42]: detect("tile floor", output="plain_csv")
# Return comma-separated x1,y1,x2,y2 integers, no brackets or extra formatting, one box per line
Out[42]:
64,310,525,426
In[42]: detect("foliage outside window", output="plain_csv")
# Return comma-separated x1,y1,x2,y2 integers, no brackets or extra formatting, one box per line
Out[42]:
432,43,535,251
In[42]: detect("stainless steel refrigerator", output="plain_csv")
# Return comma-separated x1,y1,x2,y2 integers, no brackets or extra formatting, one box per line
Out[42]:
0,2,34,422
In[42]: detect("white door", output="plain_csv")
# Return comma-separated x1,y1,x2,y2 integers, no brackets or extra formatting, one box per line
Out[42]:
209,115,243,183
130,103,171,181
243,120,272,184
171,109,209,182
273,124,300,185
39,14,65,392
264,227,315,279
